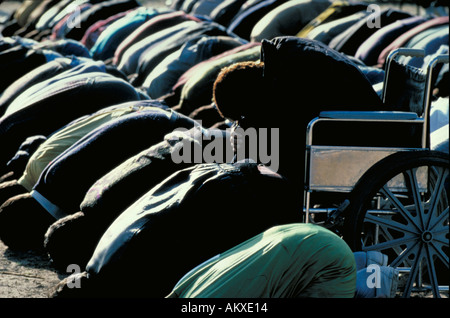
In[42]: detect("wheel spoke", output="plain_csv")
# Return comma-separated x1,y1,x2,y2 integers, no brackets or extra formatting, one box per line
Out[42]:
404,168,425,228
402,243,424,298
390,240,420,268
426,166,449,230
365,213,419,235
360,221,415,266
362,235,416,253
430,241,449,267
424,244,441,298
380,186,422,231
433,236,449,247
378,225,410,262
431,230,449,251
349,153,449,298
429,207,449,231
433,226,449,239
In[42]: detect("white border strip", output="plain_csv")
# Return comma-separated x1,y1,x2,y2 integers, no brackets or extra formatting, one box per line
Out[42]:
30,190,68,220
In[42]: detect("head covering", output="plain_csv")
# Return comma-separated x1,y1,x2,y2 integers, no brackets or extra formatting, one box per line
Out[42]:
216,36,383,125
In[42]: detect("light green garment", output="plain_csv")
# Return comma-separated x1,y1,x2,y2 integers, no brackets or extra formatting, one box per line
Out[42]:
296,1,351,38
167,223,356,298
17,104,156,191
306,10,368,45
14,0,42,27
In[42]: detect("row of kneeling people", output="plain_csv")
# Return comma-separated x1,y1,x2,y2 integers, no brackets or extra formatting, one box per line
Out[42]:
0,0,448,298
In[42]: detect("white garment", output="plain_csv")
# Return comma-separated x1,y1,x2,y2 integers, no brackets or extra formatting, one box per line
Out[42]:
430,97,449,153
430,97,449,134
431,123,449,153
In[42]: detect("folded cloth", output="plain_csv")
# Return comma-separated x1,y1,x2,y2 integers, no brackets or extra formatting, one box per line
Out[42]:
354,251,388,271
356,265,399,298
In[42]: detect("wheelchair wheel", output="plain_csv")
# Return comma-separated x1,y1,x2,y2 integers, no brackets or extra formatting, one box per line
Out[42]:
344,150,449,298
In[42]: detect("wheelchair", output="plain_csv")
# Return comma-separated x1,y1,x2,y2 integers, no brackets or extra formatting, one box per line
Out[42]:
303,48,449,298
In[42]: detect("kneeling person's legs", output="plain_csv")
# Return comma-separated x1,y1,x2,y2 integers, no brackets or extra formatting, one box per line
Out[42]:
168,223,356,298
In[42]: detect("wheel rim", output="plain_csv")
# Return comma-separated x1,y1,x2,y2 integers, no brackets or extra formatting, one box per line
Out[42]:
359,163,449,298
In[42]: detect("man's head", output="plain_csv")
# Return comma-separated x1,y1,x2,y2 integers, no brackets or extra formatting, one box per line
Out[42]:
213,61,270,129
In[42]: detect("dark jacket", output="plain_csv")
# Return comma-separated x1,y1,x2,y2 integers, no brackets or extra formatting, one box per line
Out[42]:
215,37,385,191
0,56,85,117
0,72,141,169
0,45,47,93
354,15,428,66
64,0,141,41
117,20,199,76
328,8,412,56
113,11,201,66
32,105,196,214
133,21,233,86
82,161,301,297
143,35,244,99
227,0,290,40
90,7,160,61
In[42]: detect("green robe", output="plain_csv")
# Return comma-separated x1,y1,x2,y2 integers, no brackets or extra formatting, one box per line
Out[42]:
167,223,356,298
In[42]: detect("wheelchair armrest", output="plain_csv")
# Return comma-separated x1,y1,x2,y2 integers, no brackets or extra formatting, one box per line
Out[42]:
318,111,419,121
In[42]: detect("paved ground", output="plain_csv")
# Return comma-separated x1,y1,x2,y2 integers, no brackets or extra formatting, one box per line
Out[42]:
0,241,64,298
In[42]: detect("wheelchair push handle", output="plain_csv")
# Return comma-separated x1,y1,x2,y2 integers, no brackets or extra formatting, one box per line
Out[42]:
382,49,449,148
387,48,426,59
382,48,425,103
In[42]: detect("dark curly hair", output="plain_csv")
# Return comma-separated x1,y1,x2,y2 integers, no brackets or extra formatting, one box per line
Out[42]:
213,61,269,128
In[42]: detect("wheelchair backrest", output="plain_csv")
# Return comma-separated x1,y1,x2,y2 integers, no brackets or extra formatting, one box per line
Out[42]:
383,57,426,116
381,48,449,148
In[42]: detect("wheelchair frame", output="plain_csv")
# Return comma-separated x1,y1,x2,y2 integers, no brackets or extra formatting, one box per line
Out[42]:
303,48,449,297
